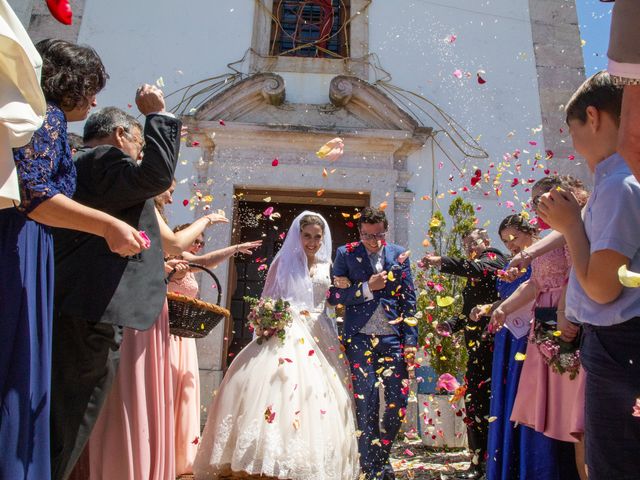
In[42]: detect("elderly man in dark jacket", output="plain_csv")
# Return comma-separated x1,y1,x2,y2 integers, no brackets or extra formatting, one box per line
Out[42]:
421,228,507,480
50,85,181,480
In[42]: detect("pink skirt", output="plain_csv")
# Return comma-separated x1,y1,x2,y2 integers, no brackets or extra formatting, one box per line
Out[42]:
89,302,175,480
170,335,201,475
511,333,585,442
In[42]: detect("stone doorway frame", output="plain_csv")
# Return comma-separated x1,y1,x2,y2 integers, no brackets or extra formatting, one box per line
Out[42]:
223,186,371,369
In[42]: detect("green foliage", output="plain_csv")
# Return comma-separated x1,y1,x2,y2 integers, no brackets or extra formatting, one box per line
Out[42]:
414,197,476,378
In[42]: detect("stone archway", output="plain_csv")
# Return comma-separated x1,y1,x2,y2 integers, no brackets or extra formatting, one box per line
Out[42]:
182,72,432,398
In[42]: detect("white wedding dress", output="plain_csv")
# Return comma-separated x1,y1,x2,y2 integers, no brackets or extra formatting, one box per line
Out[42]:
193,262,360,480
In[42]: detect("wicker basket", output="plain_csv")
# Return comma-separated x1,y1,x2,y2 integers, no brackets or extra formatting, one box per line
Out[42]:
167,264,230,338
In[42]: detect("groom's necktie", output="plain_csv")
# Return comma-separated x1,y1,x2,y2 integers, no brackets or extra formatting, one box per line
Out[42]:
370,252,383,273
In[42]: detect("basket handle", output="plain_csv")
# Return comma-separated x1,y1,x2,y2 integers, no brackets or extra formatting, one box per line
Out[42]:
167,263,222,306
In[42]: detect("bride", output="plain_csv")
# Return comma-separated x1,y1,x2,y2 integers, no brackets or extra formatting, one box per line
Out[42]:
194,211,360,480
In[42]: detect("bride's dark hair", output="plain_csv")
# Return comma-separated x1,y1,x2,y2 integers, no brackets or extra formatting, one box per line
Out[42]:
300,214,325,232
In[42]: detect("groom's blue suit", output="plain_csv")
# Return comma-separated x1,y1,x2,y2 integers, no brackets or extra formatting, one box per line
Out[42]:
328,241,417,478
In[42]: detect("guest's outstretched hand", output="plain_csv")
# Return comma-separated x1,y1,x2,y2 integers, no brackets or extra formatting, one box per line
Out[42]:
419,254,441,270
234,240,262,255
136,84,166,115
489,306,506,333
204,212,229,225
508,252,533,273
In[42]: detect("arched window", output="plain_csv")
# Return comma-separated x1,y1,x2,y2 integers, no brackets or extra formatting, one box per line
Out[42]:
270,0,350,58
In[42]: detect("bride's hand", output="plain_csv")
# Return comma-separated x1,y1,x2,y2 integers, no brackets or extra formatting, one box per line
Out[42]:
333,276,352,288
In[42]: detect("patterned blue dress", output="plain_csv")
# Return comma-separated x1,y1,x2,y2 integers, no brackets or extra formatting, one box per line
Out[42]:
0,103,75,479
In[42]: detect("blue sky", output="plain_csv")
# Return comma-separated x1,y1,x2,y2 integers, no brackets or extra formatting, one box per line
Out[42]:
576,0,613,73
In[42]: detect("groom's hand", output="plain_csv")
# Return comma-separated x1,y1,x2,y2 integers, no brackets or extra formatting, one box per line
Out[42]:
333,276,352,288
368,271,388,291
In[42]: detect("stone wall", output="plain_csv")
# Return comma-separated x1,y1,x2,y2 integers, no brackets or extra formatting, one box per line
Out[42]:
528,0,589,181
7,0,86,43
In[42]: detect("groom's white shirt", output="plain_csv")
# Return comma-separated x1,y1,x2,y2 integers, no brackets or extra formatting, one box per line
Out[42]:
359,246,395,335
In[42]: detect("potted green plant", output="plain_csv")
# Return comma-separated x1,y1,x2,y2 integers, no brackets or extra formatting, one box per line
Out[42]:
413,197,475,448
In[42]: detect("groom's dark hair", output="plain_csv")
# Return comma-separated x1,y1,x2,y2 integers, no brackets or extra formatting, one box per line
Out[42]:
358,207,388,230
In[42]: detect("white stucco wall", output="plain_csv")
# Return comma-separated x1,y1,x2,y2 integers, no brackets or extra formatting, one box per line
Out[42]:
367,0,545,253
75,1,547,255
75,0,256,230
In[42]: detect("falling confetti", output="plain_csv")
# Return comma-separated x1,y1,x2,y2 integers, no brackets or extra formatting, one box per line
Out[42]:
618,265,640,288
316,137,344,162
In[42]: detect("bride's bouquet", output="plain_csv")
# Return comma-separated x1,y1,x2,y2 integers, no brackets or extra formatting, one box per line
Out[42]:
244,296,294,344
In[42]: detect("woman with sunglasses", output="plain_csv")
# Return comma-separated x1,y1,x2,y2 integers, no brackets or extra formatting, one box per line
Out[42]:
167,228,261,477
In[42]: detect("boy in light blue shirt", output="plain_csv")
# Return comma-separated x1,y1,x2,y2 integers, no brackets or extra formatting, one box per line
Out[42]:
538,71,640,480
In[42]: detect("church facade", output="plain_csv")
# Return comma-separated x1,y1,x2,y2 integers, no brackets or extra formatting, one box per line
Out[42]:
13,0,587,411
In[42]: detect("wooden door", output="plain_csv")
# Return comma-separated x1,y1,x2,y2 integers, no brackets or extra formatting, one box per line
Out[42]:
225,191,369,366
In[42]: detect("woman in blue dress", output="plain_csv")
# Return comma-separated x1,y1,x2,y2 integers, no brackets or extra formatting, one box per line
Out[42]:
474,215,536,480
0,39,147,479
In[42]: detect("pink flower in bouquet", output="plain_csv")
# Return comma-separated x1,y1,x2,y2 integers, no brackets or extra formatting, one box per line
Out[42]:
436,373,460,393
633,398,640,418
538,340,560,360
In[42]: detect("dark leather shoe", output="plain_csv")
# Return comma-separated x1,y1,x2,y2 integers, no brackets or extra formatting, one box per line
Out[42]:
382,467,396,480
454,463,484,479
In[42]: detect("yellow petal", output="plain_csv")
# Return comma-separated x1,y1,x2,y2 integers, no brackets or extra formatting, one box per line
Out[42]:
618,264,640,288
436,295,455,307
514,352,526,361
404,317,418,327
387,271,396,282
429,217,441,228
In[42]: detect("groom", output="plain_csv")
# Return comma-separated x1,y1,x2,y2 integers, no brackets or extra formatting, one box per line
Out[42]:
328,207,417,480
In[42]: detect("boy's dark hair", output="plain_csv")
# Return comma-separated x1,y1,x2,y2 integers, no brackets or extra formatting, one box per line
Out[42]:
565,71,623,125
498,214,538,236
357,207,388,230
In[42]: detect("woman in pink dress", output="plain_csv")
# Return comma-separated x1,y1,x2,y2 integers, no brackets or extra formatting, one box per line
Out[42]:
168,228,261,476
491,176,589,479
88,196,229,480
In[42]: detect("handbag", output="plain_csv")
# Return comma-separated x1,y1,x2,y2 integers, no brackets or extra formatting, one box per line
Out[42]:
534,306,558,333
